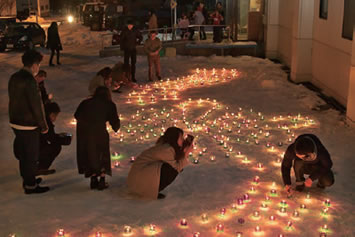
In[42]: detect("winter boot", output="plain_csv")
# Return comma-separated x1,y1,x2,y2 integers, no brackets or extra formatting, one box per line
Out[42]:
90,176,99,190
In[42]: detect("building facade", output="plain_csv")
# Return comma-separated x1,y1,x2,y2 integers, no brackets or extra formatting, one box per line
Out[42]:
17,0,50,16
264,0,355,125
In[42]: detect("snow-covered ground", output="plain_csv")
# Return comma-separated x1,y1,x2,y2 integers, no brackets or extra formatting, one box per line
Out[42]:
0,22,355,237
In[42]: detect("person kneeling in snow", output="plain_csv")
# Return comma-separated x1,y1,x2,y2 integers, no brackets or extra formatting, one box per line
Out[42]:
282,134,334,194
111,62,138,92
88,67,120,96
37,102,70,175
127,127,193,199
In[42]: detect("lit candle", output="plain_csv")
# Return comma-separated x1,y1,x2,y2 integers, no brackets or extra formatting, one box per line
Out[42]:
210,156,216,162
193,232,201,237
237,198,244,205
287,221,293,228
255,226,261,232
322,224,328,230
269,215,276,221
180,218,187,226
324,199,331,206
261,203,268,208
280,200,287,206
216,223,224,232
300,204,306,209
319,233,327,237
257,163,263,169
201,213,208,222
235,232,243,237
220,208,226,216
114,161,120,168
243,194,250,201
57,229,65,237
193,158,199,164
280,207,287,213
250,186,256,192
293,210,299,217
322,207,329,215
270,189,277,195
253,176,260,184
130,156,135,163
149,224,156,233
95,232,102,237
253,211,260,217
225,152,230,158
265,195,270,201
123,226,132,234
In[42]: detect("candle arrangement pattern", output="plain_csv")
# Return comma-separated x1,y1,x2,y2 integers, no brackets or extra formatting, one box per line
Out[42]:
59,68,335,237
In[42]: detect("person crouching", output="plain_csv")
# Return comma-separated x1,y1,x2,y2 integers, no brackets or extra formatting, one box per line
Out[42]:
127,127,193,199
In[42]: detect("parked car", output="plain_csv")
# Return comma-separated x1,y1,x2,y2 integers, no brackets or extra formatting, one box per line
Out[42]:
0,22,45,52
82,2,105,26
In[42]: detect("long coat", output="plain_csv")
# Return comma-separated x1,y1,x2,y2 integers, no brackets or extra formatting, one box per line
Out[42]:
148,14,158,30
74,96,120,177
47,25,62,50
127,143,189,199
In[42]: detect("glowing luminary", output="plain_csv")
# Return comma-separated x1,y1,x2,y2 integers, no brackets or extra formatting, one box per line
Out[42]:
255,226,261,232
220,208,226,216
149,224,156,233
293,210,300,218
280,200,287,206
95,232,102,237
243,194,250,201
253,176,260,184
216,223,224,232
123,226,132,234
70,118,77,125
225,152,230,158
253,211,260,217
193,158,199,164
232,203,238,210
300,204,306,210
257,163,263,169
270,189,277,195
130,156,135,163
250,186,256,192
322,224,328,231
237,198,244,205
193,232,201,237
322,207,329,215
280,207,287,213
202,147,207,153
114,161,120,168
287,221,293,228
319,233,327,237
180,218,188,226
210,156,216,162
201,213,208,222
57,229,65,237
324,199,331,206
235,231,243,237
261,203,268,209
269,215,276,221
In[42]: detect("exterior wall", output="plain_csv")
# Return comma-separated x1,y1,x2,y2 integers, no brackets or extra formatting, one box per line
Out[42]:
312,0,352,105
277,0,294,66
0,0,16,16
264,0,279,59
346,29,355,125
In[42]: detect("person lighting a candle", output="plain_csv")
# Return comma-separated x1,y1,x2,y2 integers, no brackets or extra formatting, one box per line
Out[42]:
281,134,334,194
127,127,193,199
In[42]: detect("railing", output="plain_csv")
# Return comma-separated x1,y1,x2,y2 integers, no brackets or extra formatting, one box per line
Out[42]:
100,24,231,50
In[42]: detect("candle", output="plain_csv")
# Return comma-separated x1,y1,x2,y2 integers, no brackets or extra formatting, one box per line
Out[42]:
322,224,328,230
216,223,224,232
201,213,208,222
253,176,260,184
238,218,245,224
255,226,261,232
237,198,244,205
95,232,102,237
319,233,327,237
149,224,156,233
287,221,293,228
280,207,286,213
243,194,250,201
322,207,329,215
250,186,256,192
180,218,187,226
269,215,276,221
235,232,243,237
220,208,226,216
293,210,299,217
300,204,306,209
193,159,199,164
114,161,120,168
210,156,216,162
324,199,331,206
253,211,260,217
130,156,135,163
257,163,263,169
193,232,201,237
261,203,268,208
57,229,65,237
270,189,277,195
123,226,132,234
280,200,287,206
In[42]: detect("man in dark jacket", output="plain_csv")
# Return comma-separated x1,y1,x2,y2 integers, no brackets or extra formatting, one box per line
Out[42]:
119,20,143,82
38,102,63,175
281,134,334,194
8,49,49,194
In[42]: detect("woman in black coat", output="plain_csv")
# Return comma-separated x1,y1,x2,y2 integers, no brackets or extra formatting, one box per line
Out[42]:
47,22,62,66
74,86,120,190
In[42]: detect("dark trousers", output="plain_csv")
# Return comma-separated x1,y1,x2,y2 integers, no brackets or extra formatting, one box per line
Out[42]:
213,26,223,43
188,26,206,40
159,163,178,192
12,128,40,187
38,143,62,170
294,159,334,187
49,48,60,64
124,49,137,80
148,55,161,81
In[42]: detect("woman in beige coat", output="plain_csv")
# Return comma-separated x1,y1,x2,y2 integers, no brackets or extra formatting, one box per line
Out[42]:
127,127,193,199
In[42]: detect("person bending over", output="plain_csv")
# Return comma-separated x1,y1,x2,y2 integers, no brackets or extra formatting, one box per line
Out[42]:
75,87,120,190
127,127,193,199
88,67,119,96
282,134,334,194
35,70,53,105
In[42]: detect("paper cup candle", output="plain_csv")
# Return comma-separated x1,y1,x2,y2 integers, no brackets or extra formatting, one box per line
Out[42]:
123,226,132,234
180,218,187,226
57,229,65,237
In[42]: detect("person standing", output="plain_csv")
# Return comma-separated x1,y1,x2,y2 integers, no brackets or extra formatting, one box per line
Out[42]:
281,134,335,194
47,22,62,66
8,49,49,194
148,9,158,31
74,86,120,190
144,31,162,81
120,20,143,82
210,10,224,43
197,2,207,40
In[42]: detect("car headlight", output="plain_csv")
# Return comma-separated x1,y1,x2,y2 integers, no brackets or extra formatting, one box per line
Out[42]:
19,35,28,41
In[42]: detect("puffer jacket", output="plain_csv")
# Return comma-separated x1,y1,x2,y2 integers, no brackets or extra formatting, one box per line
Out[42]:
8,69,48,132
